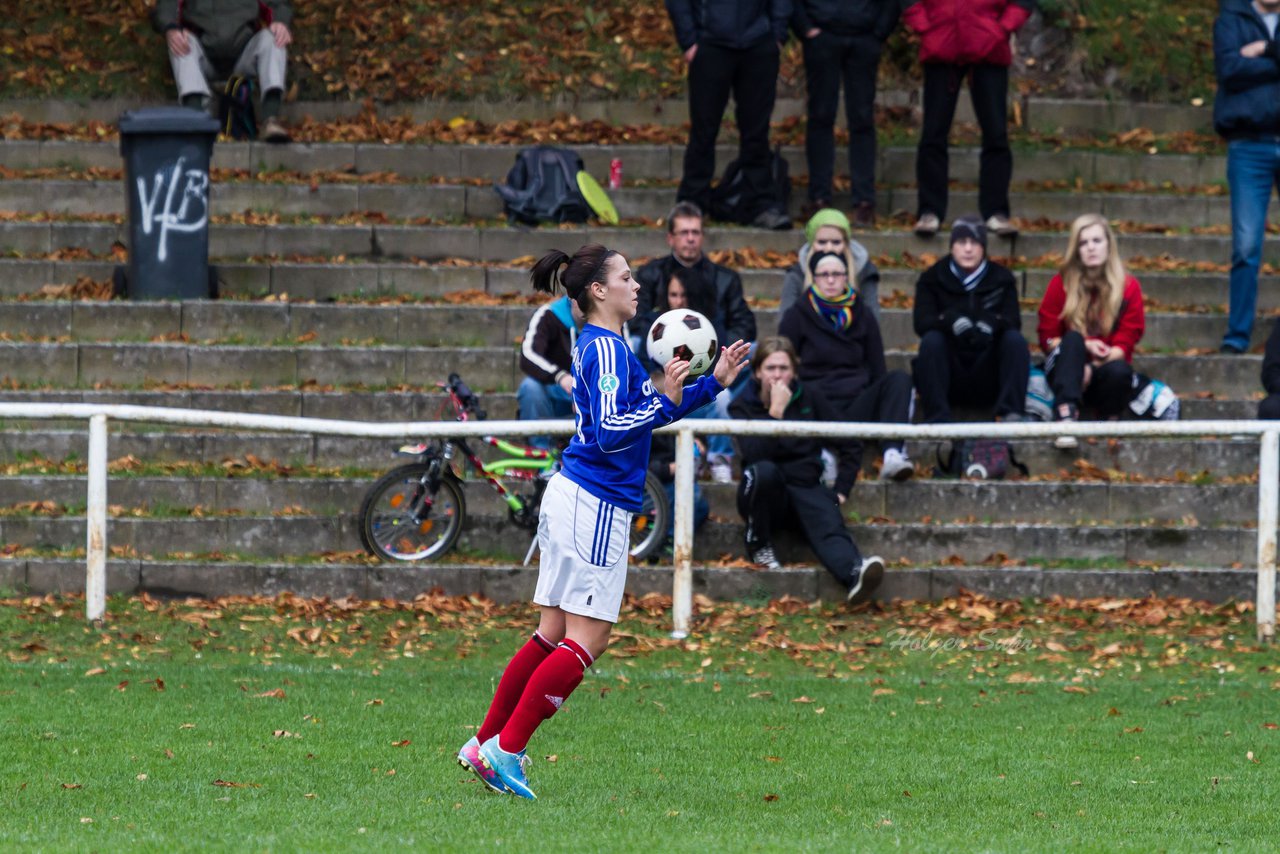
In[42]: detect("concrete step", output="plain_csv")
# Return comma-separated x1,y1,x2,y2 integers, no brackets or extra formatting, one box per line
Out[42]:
0,423,1264,479
0,94,1216,135
0,139,1226,187
3,475,1263,526
1,556,1257,607
0,220,1268,269
4,260,1272,315
0,338,1260,397
0,511,1259,568
0,300,1256,351
0,178,1240,230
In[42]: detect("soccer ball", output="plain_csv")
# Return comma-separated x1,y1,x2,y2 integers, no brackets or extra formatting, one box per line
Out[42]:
646,308,719,377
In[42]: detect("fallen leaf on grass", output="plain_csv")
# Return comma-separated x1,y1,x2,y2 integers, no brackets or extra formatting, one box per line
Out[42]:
83,667,106,676
213,779,261,788
61,783,82,789
255,688,287,699
391,739,411,747
872,688,896,697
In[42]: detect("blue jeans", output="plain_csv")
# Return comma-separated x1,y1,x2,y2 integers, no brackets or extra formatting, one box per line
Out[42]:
517,376,573,449
1225,138,1280,352
663,479,709,540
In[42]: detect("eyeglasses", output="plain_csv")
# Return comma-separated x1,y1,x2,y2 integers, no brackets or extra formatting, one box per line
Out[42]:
814,271,847,280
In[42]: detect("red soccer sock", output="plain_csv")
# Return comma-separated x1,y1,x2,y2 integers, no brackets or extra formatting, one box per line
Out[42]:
475,631,557,744
497,638,594,754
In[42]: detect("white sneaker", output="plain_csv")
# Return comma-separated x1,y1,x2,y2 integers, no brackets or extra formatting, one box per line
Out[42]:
1053,434,1079,450
848,555,885,604
820,449,838,488
879,448,915,481
708,454,734,484
749,544,782,570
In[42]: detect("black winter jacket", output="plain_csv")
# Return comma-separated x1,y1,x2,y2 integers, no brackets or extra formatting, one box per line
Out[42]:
665,0,792,51
791,0,900,40
777,291,886,406
634,254,758,347
1213,0,1280,139
730,379,860,497
912,258,1022,356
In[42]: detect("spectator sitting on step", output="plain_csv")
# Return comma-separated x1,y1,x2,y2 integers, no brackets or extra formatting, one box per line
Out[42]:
151,0,293,143
634,201,758,481
911,215,1030,423
518,293,584,449
1260,317,1280,419
641,265,738,483
729,336,885,604
779,249,915,480
779,207,882,326
1037,214,1148,450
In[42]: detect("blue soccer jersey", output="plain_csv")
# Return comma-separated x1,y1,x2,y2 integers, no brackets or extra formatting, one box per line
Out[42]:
560,324,722,512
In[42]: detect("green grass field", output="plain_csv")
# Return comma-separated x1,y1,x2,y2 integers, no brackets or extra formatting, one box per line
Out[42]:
1,591,1276,851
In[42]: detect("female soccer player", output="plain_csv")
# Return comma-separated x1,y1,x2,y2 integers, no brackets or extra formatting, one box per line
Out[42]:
457,243,751,799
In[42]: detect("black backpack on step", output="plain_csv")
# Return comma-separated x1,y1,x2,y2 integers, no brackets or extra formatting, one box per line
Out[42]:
709,146,790,224
494,146,592,226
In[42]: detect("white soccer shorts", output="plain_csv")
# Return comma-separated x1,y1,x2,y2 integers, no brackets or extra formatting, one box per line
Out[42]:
533,473,632,623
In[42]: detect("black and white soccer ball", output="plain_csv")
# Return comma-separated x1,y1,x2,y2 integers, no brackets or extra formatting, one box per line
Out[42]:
646,308,718,377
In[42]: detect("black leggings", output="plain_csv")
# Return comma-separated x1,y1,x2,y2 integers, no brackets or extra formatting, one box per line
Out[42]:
738,460,862,587
1046,330,1134,418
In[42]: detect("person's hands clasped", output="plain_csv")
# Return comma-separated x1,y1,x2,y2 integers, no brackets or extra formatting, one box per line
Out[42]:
270,22,292,48
1085,337,1111,363
166,28,193,57
712,339,751,389
663,357,691,406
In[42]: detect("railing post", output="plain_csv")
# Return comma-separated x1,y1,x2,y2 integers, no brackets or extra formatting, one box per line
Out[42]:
671,427,695,639
1257,430,1278,644
85,414,108,623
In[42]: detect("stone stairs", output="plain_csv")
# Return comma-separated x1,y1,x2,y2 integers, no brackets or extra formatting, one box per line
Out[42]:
0,104,1275,605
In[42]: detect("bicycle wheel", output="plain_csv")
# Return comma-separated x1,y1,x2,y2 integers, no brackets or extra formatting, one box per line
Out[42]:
358,462,467,562
629,471,670,562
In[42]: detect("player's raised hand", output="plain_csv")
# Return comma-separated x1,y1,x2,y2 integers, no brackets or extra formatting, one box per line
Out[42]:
713,339,751,389
663,357,691,406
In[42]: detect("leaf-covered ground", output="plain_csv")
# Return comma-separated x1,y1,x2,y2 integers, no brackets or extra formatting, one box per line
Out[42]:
1,591,1275,850
1,1,1215,104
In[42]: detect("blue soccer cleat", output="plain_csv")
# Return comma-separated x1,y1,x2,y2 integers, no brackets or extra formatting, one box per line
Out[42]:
478,735,536,800
457,735,511,794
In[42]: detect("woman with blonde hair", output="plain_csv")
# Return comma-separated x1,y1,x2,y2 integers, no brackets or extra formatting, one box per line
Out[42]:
1036,214,1146,449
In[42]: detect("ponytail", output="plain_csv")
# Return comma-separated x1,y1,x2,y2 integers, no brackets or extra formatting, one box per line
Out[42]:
530,249,572,296
528,243,618,317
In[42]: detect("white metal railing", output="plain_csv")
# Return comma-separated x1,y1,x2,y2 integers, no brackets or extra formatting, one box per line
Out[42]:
0,403,1274,643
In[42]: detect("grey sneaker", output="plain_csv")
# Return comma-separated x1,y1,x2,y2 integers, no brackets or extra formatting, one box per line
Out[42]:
748,544,782,570
261,116,291,144
985,214,1019,237
847,555,884,604
752,208,793,231
879,448,915,481
914,213,940,237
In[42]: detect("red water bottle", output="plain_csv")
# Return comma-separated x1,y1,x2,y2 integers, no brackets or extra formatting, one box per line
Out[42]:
608,158,623,190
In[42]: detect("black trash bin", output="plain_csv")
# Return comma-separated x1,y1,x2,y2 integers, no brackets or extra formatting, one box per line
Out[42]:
117,107,220,300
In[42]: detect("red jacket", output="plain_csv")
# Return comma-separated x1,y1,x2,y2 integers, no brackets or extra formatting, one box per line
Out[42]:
902,0,1033,66
1037,273,1145,362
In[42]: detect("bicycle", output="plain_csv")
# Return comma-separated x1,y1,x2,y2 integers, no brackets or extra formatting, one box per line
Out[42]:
358,373,671,564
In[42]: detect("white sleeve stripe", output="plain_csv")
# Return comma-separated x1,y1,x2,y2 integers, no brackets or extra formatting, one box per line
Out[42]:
521,302,561,377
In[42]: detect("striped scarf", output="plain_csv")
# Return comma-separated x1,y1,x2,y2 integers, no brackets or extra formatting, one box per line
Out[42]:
806,284,857,332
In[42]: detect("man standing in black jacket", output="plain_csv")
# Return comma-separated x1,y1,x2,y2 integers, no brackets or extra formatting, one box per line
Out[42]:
792,0,900,226
665,0,794,230
911,215,1029,422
